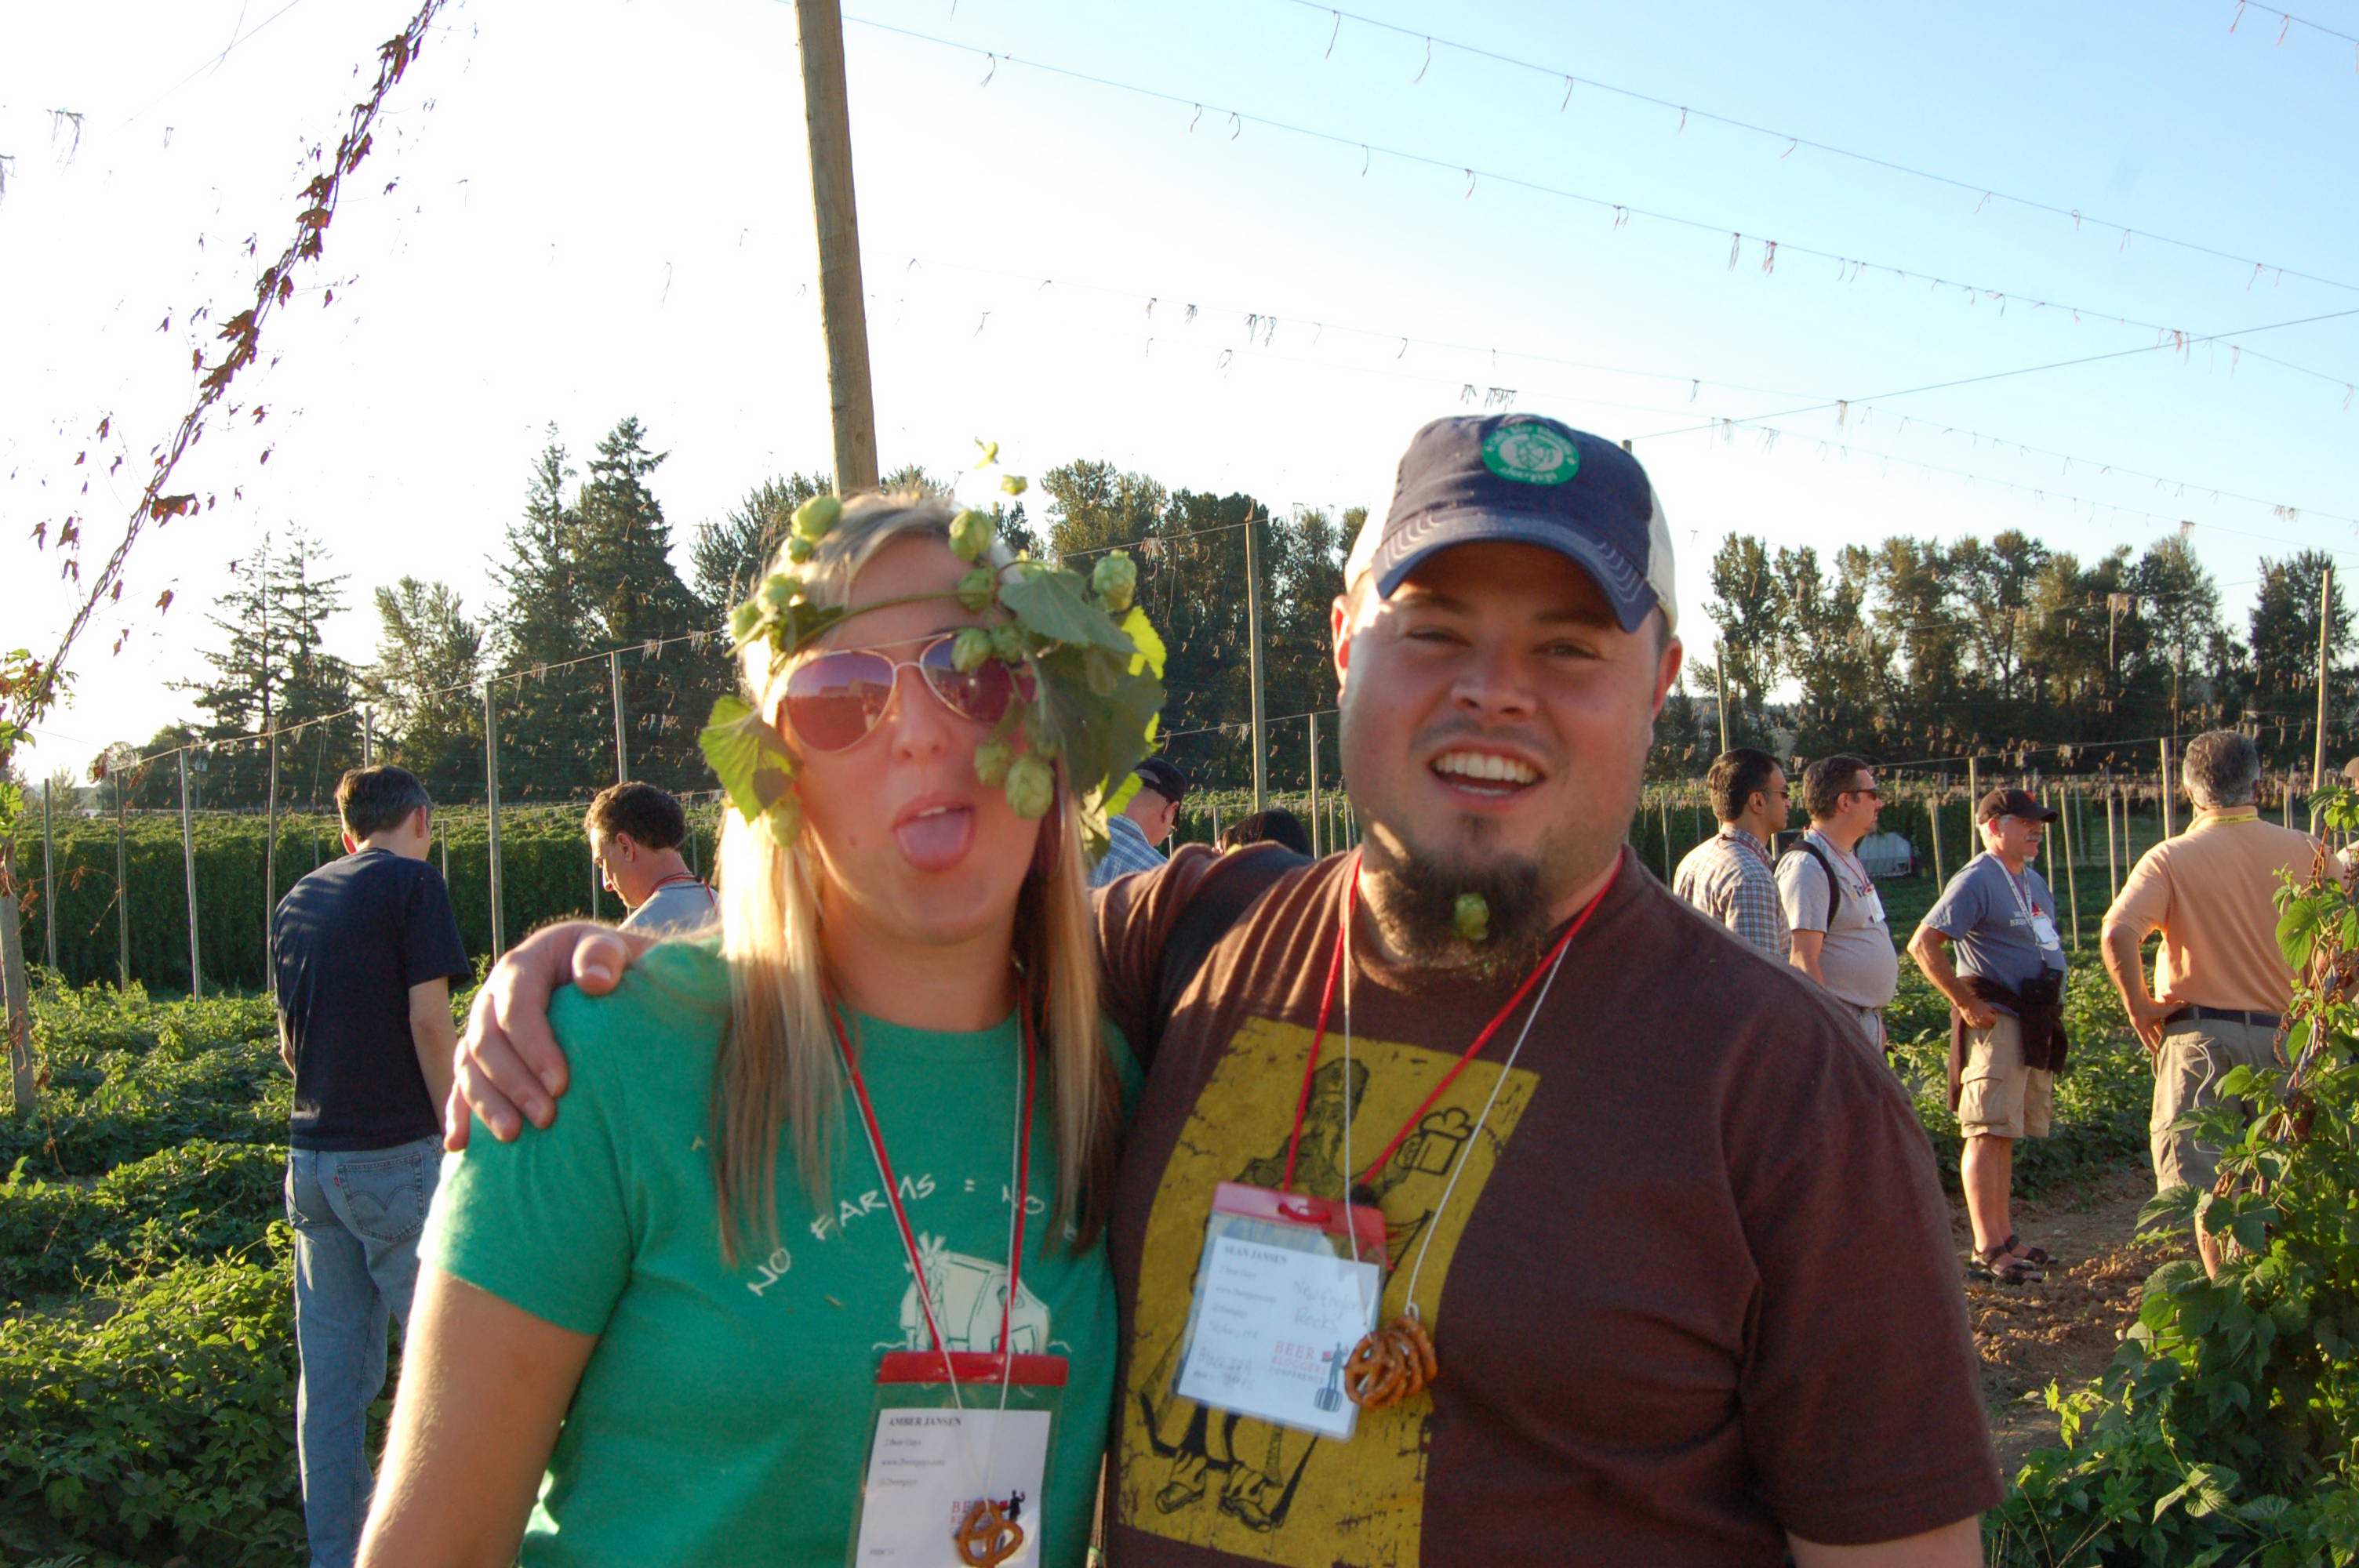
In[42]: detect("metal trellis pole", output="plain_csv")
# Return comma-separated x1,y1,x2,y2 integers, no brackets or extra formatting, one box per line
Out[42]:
1306,712,1322,858
485,681,506,958
1245,502,1267,813
114,778,129,988
610,649,630,785
41,781,56,971
265,731,281,996
2106,781,2121,902
178,752,202,998
2055,787,2081,950
1928,793,1944,886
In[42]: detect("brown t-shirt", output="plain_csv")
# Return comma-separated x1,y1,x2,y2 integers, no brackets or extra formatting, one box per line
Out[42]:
1099,844,1999,1567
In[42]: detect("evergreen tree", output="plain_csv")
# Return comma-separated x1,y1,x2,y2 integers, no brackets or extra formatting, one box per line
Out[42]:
361,578,485,797
691,473,829,616
174,528,354,807
487,431,606,797
1705,535,1784,749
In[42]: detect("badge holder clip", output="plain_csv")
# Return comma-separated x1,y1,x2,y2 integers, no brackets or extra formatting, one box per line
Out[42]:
1170,1181,1389,1442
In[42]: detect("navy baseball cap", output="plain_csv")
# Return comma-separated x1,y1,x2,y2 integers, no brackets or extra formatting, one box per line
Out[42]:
1344,413,1677,634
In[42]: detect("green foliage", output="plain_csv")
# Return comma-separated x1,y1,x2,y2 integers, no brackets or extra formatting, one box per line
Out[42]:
1988,789,2359,1566
0,1244,306,1564
0,1141,282,1305
26,804,641,990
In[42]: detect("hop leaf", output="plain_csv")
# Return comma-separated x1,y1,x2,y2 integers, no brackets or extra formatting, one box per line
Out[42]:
949,507,994,563
1005,753,1055,818
791,494,842,542
1454,893,1492,944
1092,553,1137,614
1001,474,1028,497
973,739,1014,786
952,627,994,673
958,566,997,613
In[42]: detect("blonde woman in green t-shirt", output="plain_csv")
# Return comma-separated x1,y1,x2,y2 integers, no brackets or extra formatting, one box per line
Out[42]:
358,496,1140,1567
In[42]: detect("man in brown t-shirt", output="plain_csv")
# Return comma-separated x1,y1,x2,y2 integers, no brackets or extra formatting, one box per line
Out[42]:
450,415,1999,1565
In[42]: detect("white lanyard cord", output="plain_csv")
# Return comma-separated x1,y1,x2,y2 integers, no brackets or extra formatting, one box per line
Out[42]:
840,1029,1027,1501
1341,897,1578,1323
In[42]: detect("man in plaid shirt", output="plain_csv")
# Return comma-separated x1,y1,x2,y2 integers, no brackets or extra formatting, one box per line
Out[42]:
1090,757,1190,888
1672,746,1792,960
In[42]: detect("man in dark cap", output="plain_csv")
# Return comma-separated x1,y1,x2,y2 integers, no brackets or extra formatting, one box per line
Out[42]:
1909,787,2069,1285
453,414,1995,1566
1091,756,1190,888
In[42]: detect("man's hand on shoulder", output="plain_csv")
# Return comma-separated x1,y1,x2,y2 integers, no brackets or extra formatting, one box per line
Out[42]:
443,921,652,1149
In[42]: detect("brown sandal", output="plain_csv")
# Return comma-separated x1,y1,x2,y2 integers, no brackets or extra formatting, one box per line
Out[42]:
1968,1242,2044,1286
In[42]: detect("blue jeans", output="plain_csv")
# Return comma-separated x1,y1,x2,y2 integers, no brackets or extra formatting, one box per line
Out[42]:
285,1136,443,1568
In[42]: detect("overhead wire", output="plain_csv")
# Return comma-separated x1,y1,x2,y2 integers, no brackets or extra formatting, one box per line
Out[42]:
841,15,2359,394
1281,0,2359,298
891,256,2359,529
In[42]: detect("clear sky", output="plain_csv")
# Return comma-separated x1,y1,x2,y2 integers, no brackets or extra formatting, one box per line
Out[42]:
5,0,2356,783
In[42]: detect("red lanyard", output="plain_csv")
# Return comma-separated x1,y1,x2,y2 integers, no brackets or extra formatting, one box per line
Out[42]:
830,1001,1037,1370
1282,855,1619,1193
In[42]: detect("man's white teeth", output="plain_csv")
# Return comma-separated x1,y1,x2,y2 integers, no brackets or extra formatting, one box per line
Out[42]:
1433,751,1538,786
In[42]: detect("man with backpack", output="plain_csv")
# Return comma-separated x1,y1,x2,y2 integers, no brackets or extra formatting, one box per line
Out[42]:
1778,753,1899,1052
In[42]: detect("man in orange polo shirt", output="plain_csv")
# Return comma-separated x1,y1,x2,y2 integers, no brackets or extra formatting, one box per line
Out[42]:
2099,729,2317,1276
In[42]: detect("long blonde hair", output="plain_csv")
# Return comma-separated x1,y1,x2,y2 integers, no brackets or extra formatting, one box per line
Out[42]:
710,493,1118,1265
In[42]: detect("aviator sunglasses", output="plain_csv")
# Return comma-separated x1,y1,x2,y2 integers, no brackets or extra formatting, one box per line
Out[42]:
783,633,1036,753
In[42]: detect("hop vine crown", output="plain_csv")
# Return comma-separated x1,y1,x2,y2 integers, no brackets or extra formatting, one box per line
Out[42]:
700,447,1167,859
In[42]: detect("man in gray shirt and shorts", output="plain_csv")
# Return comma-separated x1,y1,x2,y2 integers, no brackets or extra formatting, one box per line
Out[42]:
1908,788,2069,1283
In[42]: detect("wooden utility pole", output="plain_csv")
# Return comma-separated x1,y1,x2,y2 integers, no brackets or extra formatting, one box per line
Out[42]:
1244,500,1268,812
362,707,374,768
2314,564,2334,796
795,0,879,493
2054,788,2081,950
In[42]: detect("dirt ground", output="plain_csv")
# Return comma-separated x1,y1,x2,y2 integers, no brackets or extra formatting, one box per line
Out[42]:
1956,1168,2181,1473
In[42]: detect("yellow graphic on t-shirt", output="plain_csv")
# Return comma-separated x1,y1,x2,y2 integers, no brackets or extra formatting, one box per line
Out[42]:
1119,1014,1539,1566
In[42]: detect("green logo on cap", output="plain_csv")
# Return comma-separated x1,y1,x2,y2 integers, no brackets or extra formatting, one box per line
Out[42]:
1481,423,1579,486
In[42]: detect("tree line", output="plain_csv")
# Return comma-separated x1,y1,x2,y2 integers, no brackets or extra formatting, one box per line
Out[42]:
51,420,2353,813
1660,528,2352,778
71,418,1355,811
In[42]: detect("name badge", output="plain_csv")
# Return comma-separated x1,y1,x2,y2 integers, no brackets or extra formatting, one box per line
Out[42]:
1862,885,1886,926
849,1352,1063,1568
1172,1183,1387,1442
2030,913,2061,949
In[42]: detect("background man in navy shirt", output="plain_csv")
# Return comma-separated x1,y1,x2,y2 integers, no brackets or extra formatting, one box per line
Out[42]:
273,765,471,1568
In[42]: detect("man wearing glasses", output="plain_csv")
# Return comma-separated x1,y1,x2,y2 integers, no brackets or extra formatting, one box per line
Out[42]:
1779,755,1899,1053
1672,746,1792,961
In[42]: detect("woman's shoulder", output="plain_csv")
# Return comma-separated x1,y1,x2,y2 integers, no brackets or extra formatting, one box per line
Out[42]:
547,937,733,1091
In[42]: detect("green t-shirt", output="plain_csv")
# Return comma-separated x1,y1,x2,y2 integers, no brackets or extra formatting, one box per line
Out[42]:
422,941,1138,1567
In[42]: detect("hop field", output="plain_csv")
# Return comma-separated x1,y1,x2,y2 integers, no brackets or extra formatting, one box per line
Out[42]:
0,880,2226,1563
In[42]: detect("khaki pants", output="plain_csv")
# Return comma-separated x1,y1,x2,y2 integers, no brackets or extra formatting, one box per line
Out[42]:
2152,1015,2281,1195
1957,1013,2054,1140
